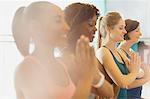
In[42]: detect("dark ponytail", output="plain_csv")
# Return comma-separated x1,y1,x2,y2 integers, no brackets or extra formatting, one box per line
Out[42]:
97,17,103,49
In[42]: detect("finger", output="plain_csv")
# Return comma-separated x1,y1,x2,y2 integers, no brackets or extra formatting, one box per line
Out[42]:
79,35,87,61
138,55,142,67
84,37,91,60
75,39,81,63
134,53,138,66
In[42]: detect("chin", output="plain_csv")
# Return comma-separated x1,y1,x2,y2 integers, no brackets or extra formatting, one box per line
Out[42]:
133,38,139,42
117,38,124,42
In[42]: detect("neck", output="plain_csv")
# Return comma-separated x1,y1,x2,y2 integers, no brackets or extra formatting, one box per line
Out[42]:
118,40,134,52
103,38,116,51
32,42,55,61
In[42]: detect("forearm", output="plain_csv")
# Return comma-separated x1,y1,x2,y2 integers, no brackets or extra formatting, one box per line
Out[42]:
118,72,137,88
127,77,149,89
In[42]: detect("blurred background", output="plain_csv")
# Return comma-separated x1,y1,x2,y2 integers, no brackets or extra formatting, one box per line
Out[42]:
0,0,150,99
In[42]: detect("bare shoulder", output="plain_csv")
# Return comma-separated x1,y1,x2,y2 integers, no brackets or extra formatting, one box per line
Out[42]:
97,47,112,56
15,57,40,86
96,47,113,63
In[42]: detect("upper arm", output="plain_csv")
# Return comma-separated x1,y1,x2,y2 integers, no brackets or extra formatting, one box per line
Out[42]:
15,84,24,99
96,48,130,87
14,60,52,99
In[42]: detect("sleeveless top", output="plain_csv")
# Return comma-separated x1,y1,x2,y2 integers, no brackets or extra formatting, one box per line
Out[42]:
26,56,76,99
120,48,142,99
103,46,128,99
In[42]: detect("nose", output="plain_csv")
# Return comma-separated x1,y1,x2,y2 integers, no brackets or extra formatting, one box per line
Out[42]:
123,28,127,34
94,26,97,33
139,32,142,36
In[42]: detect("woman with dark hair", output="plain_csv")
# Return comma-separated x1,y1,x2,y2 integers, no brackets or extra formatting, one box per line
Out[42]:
64,3,114,98
13,1,98,99
117,19,150,99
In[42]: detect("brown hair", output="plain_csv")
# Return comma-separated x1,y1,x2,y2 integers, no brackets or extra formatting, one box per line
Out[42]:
97,17,103,48
65,2,100,52
65,2,99,30
124,19,139,40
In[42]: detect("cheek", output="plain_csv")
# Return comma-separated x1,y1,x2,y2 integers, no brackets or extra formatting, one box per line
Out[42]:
79,25,90,35
135,32,141,37
50,24,60,32
128,33,138,41
111,29,124,40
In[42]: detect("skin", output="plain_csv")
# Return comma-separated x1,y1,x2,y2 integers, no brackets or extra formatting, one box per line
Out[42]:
15,2,71,99
14,2,98,99
64,14,114,98
96,18,141,94
80,15,114,97
118,25,150,89
76,15,97,42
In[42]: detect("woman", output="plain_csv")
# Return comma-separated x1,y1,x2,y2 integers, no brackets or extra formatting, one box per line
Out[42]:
96,12,141,99
64,3,114,98
13,1,97,99
117,19,150,99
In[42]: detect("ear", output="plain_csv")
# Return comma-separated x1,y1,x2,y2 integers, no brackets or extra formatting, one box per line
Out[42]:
104,25,110,34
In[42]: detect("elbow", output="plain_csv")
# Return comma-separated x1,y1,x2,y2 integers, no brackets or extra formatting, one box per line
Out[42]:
106,89,114,97
96,88,114,98
94,83,114,98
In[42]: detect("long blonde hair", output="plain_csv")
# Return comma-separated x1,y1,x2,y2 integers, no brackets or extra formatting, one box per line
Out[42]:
97,11,122,48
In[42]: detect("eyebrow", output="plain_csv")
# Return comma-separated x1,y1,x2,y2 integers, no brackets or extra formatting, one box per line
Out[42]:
119,25,125,27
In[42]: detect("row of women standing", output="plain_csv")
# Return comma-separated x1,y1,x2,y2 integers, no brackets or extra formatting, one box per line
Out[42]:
12,1,150,99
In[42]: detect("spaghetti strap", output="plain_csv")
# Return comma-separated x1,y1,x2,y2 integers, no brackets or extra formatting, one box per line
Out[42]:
56,59,74,83
103,46,126,65
25,56,75,99
102,46,128,98
102,46,117,61
120,48,131,59
116,51,126,65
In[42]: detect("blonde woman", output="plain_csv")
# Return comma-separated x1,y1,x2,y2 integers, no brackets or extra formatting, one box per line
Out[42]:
96,12,141,99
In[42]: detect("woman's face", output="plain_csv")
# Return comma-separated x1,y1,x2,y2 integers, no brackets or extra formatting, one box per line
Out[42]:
128,26,141,43
77,15,97,42
109,19,127,42
37,5,70,47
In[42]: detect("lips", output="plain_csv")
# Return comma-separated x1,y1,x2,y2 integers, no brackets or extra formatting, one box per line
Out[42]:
91,32,95,39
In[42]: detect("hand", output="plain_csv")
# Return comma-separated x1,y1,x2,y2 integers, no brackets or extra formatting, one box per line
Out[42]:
128,53,141,74
136,68,144,79
75,35,97,79
141,63,150,80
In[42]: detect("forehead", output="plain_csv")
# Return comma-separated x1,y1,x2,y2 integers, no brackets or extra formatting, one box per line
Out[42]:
117,19,125,26
44,6,64,20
